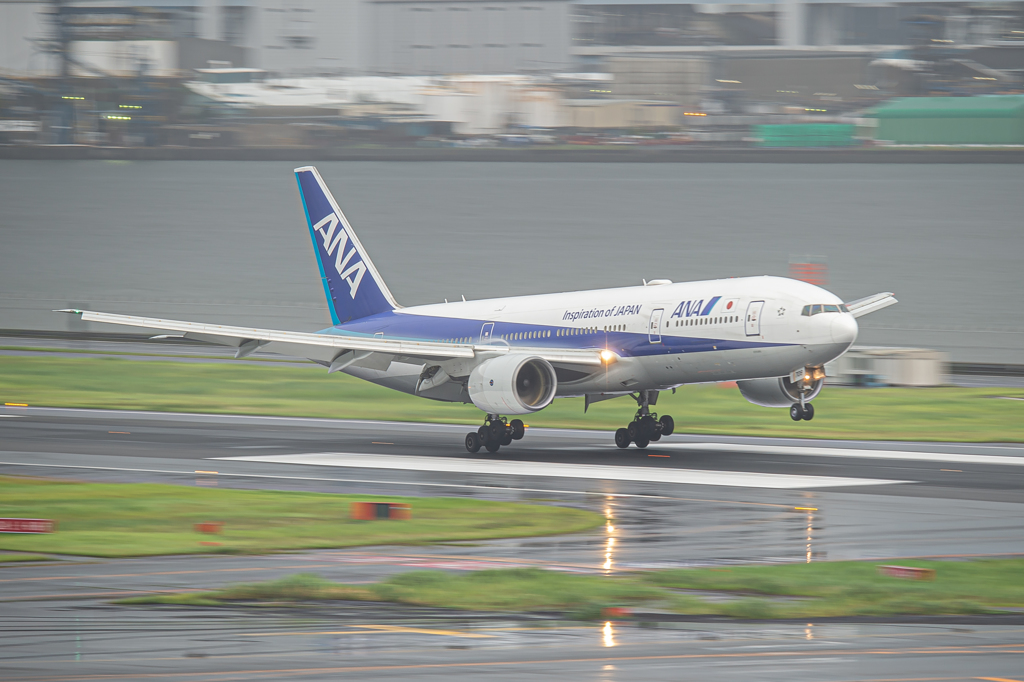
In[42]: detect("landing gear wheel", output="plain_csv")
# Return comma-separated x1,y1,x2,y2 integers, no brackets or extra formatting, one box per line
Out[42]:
466,432,482,453
627,421,639,439
659,415,675,437
634,433,650,449
501,433,513,446
615,427,631,449
478,425,490,439
510,419,525,440
485,439,501,453
650,431,662,442
790,404,804,421
802,403,814,421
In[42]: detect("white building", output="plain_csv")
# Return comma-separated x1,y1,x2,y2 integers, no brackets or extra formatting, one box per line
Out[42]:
0,0,573,78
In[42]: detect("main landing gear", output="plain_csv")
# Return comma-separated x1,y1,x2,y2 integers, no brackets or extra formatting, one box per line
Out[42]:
615,390,674,449
465,415,525,453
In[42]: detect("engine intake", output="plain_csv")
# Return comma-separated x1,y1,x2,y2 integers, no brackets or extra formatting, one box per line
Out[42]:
736,375,824,408
468,355,557,415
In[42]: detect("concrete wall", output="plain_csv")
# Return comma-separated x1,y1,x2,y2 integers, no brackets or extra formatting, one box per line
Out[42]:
366,0,571,75
0,2,58,77
608,57,708,107
563,99,677,128
716,56,874,101
828,348,949,387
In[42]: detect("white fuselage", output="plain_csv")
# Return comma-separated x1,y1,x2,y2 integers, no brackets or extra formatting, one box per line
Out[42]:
338,275,858,400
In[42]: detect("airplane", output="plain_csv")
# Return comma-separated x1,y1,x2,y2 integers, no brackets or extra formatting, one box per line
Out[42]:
59,166,897,453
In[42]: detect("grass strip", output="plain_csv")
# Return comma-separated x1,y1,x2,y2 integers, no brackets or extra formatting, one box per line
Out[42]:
0,553,57,563
645,558,1024,618
0,477,601,558
120,559,1024,618
119,569,665,616
2,355,1023,442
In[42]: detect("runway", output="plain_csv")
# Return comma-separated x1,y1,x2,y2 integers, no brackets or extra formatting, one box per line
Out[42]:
2,406,1024,681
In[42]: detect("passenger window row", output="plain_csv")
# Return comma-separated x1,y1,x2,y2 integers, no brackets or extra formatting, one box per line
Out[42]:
445,314,748,344
672,315,738,327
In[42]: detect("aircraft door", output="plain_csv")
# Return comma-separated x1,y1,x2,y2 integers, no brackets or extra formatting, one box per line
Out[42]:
480,322,495,343
648,308,664,344
745,301,765,336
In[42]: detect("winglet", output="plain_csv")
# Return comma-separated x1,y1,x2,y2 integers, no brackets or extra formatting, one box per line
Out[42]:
845,292,898,318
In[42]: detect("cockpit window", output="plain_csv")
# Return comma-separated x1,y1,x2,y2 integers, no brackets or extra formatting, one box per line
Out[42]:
804,303,848,316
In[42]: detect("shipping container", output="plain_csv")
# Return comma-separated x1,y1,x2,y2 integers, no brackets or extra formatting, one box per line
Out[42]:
752,123,857,147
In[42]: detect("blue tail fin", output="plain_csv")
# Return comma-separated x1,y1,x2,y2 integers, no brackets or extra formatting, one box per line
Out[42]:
295,166,399,324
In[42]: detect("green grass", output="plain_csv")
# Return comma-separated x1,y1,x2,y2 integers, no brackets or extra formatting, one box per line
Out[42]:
645,559,1024,618
0,553,57,563
119,569,666,613
2,355,1022,441
0,477,602,558
120,559,1024,619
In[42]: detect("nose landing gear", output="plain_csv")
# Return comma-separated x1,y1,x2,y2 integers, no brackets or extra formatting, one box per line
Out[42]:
615,390,674,449
790,399,815,419
790,403,815,421
465,415,525,453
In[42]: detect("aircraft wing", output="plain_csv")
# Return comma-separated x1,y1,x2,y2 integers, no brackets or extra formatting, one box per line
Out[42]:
845,292,898,318
56,309,605,368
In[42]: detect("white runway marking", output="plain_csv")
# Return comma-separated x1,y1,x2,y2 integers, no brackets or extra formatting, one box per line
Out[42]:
217,453,909,490
655,442,1024,467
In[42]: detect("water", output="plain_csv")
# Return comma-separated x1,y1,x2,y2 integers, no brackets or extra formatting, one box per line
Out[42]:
1,160,1022,362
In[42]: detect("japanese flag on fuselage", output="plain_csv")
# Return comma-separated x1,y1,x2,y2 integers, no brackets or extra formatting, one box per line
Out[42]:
721,298,740,314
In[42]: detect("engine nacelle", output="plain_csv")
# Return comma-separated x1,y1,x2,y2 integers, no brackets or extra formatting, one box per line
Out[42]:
468,355,557,415
737,376,825,408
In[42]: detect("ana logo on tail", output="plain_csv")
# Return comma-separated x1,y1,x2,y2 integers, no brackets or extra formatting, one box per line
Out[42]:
314,212,367,299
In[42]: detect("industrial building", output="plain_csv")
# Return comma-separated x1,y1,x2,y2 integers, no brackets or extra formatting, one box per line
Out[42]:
870,95,1024,144
2,0,1023,79
0,0,573,77
1,0,1024,144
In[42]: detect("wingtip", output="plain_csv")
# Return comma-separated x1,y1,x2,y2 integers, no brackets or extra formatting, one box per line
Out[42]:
54,309,83,315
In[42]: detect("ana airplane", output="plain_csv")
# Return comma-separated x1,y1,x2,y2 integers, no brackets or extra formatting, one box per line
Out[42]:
61,166,897,453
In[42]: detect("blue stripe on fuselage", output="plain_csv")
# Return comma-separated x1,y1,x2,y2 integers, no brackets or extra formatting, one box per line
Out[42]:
316,310,789,358
700,296,722,316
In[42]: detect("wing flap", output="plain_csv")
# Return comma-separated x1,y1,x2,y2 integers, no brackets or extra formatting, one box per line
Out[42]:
845,292,898,318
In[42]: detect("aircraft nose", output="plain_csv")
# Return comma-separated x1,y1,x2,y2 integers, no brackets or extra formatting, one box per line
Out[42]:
830,313,858,346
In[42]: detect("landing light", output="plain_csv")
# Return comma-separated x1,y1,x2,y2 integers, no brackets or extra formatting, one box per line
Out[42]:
600,350,616,364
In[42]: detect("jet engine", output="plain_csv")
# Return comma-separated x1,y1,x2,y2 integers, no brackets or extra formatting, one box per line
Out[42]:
737,375,824,408
468,355,557,415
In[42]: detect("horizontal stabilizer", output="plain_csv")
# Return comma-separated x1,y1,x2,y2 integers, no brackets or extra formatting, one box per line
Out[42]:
845,292,898,318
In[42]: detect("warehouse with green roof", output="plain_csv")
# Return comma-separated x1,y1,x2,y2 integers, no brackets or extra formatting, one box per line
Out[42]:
870,96,1024,145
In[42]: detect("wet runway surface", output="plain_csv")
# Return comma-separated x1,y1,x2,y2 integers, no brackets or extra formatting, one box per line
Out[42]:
2,407,1024,680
